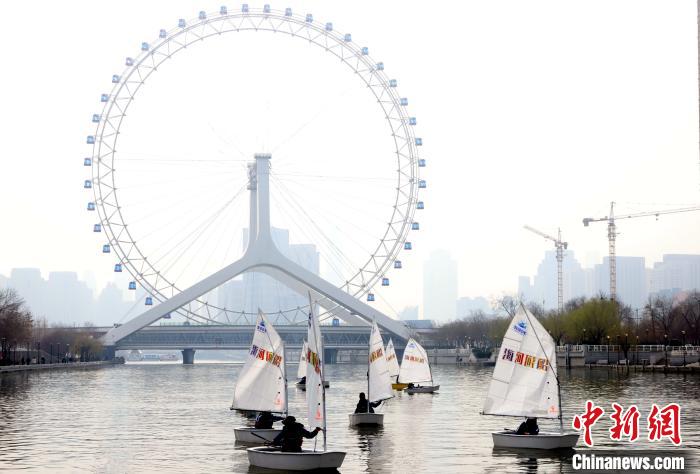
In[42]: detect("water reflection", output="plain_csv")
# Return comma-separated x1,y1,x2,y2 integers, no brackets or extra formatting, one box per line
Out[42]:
0,363,697,472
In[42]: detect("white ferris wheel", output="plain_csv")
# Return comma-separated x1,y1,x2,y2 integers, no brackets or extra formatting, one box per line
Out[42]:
84,5,425,328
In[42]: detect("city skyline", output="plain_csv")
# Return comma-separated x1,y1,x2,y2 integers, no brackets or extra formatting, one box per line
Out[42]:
0,0,698,318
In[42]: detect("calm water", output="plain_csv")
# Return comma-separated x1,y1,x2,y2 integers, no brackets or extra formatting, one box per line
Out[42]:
0,363,698,473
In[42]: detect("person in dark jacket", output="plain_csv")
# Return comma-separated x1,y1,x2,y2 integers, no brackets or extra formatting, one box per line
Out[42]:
354,392,382,414
516,417,539,435
255,411,284,429
271,416,321,452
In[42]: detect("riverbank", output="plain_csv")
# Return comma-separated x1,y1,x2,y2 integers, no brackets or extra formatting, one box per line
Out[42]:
581,363,700,374
0,359,124,374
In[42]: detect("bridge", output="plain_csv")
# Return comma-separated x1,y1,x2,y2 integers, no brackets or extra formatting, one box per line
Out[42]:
84,324,424,364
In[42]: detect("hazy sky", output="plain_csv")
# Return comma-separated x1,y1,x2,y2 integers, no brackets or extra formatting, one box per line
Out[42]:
0,0,698,319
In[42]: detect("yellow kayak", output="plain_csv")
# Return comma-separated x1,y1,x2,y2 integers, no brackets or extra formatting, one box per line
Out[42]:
392,383,408,391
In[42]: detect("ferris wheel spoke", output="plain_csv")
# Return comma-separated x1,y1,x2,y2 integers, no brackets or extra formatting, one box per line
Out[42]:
270,177,366,281
150,184,246,268
268,190,351,283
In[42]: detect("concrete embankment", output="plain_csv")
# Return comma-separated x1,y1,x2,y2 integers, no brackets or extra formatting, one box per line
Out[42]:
0,360,124,374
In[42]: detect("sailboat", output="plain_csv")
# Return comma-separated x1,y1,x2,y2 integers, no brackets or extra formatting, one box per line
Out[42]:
296,340,329,391
232,310,287,444
482,303,579,449
398,338,439,393
386,339,407,391
348,320,395,426
247,294,346,470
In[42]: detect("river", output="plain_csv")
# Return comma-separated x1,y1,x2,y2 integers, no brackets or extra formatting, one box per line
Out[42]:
0,363,698,473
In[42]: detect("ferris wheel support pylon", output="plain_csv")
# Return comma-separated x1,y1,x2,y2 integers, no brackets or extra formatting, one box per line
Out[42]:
102,154,412,347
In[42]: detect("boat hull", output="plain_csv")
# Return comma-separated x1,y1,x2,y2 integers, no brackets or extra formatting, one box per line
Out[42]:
247,447,346,470
405,385,440,394
391,383,408,390
348,412,384,426
296,381,329,391
234,427,281,444
492,431,579,449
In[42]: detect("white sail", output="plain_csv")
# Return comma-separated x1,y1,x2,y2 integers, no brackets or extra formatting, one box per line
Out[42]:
368,321,394,403
306,299,325,432
397,338,432,384
232,310,286,413
297,340,308,379
482,305,560,418
385,339,400,379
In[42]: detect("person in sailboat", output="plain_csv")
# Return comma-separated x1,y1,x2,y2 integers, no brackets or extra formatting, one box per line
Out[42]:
270,416,321,452
297,376,306,385
354,392,382,414
515,417,539,435
254,411,285,429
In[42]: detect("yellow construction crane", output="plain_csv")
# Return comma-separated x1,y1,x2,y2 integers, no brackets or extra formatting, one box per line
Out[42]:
583,201,700,301
523,225,568,312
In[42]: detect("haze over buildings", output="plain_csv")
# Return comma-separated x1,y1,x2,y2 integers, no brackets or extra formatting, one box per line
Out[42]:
422,250,458,321
518,251,700,311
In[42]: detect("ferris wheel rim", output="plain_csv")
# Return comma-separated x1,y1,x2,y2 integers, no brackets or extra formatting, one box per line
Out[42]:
88,6,422,322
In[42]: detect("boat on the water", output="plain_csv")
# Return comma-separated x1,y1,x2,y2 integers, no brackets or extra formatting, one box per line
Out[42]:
247,447,346,471
398,338,439,394
385,339,407,390
348,320,394,427
232,310,287,445
247,294,346,470
482,303,579,450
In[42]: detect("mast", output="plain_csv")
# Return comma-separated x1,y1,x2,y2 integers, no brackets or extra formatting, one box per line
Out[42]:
283,342,288,417
367,326,371,413
318,301,327,451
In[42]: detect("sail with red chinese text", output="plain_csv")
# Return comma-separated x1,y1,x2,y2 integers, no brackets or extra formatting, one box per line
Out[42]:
232,310,286,413
397,338,432,384
368,321,394,404
482,305,559,418
385,338,400,380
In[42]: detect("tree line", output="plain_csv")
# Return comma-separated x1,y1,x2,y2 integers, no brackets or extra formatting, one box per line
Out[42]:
435,292,700,351
0,288,103,365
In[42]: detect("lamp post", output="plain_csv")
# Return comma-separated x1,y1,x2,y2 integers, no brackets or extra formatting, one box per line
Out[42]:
49,343,53,364
66,344,70,363
635,335,639,365
582,328,587,345
664,334,668,368
625,333,628,366
645,329,649,344
681,330,686,366
0,337,5,364
607,335,611,365
616,335,620,364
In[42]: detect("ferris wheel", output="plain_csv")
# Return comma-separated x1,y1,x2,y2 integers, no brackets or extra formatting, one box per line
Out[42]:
84,5,425,325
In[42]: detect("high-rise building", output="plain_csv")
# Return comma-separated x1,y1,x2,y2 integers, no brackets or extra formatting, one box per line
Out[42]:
649,254,700,296
518,250,587,310
217,227,320,324
422,250,458,321
593,256,646,309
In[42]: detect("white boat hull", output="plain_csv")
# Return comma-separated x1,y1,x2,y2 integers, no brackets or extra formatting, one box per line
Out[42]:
405,385,439,394
247,447,346,470
348,412,384,426
233,427,281,444
492,431,579,449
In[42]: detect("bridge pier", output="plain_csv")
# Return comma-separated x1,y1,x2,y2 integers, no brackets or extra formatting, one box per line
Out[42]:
103,346,116,361
181,348,196,365
324,348,338,364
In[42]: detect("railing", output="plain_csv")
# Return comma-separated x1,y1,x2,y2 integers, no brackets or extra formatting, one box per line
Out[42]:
556,344,699,353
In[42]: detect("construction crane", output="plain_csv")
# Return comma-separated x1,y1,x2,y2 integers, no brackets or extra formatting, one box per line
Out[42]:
523,225,568,313
583,201,700,301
